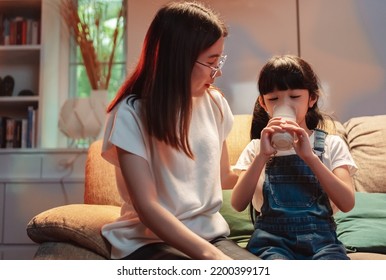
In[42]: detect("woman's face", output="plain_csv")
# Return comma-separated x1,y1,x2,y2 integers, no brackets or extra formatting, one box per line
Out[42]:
191,37,225,97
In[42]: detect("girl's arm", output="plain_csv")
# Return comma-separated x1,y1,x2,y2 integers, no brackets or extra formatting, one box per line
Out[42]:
231,126,277,212
231,153,269,212
117,147,232,260
301,152,354,212
289,126,355,212
220,140,239,189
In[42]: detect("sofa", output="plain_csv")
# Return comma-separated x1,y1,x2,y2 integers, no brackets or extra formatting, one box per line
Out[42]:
27,114,386,260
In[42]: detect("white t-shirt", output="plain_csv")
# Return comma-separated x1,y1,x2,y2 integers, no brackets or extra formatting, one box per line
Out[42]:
233,132,358,213
101,89,233,259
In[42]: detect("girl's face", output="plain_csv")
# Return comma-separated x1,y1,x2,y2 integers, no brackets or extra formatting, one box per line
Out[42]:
191,37,225,97
259,89,317,130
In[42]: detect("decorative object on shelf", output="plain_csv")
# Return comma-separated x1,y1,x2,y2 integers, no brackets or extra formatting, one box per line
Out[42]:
60,0,125,90
0,75,15,96
18,89,35,96
58,0,125,146
58,89,108,142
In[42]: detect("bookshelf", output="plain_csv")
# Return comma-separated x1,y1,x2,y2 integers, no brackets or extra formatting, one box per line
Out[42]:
0,0,41,149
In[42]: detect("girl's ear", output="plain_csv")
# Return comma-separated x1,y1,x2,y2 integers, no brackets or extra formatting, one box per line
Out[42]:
258,95,268,111
308,94,318,108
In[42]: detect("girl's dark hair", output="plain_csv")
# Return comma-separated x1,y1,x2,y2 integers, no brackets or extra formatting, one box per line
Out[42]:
108,1,228,158
251,55,327,140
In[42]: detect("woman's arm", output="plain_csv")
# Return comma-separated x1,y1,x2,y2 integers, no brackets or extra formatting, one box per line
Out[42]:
117,147,231,260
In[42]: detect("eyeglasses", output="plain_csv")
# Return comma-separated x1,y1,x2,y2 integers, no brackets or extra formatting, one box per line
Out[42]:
195,55,227,78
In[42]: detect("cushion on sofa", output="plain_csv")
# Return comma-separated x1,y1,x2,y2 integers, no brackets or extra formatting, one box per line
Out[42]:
227,114,252,166
344,115,386,193
334,192,386,254
322,118,347,141
27,204,120,259
85,140,123,206
220,189,254,247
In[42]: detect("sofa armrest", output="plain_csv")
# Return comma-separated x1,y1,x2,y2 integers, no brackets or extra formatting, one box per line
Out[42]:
27,204,120,259
33,241,107,260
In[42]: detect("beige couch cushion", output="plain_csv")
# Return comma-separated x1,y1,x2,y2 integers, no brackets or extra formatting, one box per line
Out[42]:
344,115,386,193
27,204,120,259
227,114,252,166
84,140,122,206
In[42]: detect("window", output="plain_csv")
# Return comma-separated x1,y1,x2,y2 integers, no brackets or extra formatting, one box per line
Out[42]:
68,0,126,100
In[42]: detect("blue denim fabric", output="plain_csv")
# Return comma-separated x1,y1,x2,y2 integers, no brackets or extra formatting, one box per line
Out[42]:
247,132,349,260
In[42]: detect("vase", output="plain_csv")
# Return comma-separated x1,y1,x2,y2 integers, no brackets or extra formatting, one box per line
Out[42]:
58,90,108,146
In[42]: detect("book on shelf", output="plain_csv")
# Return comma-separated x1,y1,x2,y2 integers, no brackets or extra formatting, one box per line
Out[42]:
0,13,3,45
13,119,22,148
5,118,16,148
0,106,36,149
30,19,40,45
0,15,40,46
0,116,8,148
27,106,36,148
3,118,22,148
21,118,28,148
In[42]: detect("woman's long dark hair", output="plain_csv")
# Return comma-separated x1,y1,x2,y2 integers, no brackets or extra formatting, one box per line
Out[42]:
107,1,228,158
251,55,327,140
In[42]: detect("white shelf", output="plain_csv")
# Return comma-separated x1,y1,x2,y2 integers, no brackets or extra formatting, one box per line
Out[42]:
0,44,41,51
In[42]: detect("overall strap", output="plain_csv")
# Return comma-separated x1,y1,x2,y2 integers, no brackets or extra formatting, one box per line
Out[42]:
313,128,328,160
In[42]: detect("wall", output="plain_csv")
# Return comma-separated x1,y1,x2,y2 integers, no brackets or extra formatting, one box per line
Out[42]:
126,0,386,123
127,0,298,115
299,0,386,121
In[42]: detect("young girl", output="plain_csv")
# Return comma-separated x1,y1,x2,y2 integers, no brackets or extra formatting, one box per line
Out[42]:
100,1,258,260
231,55,357,260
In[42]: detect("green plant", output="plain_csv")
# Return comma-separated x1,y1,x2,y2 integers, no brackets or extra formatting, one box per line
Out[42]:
61,0,125,90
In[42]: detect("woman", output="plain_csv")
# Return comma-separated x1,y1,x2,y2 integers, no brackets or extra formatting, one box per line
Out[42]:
101,1,258,260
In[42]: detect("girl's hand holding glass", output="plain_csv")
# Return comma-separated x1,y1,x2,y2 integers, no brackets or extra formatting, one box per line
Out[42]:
260,118,291,158
281,122,315,160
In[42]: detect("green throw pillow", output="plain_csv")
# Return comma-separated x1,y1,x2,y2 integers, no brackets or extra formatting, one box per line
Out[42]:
220,189,254,247
334,192,386,254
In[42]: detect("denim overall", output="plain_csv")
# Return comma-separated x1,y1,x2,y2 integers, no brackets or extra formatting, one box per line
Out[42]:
247,129,349,260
